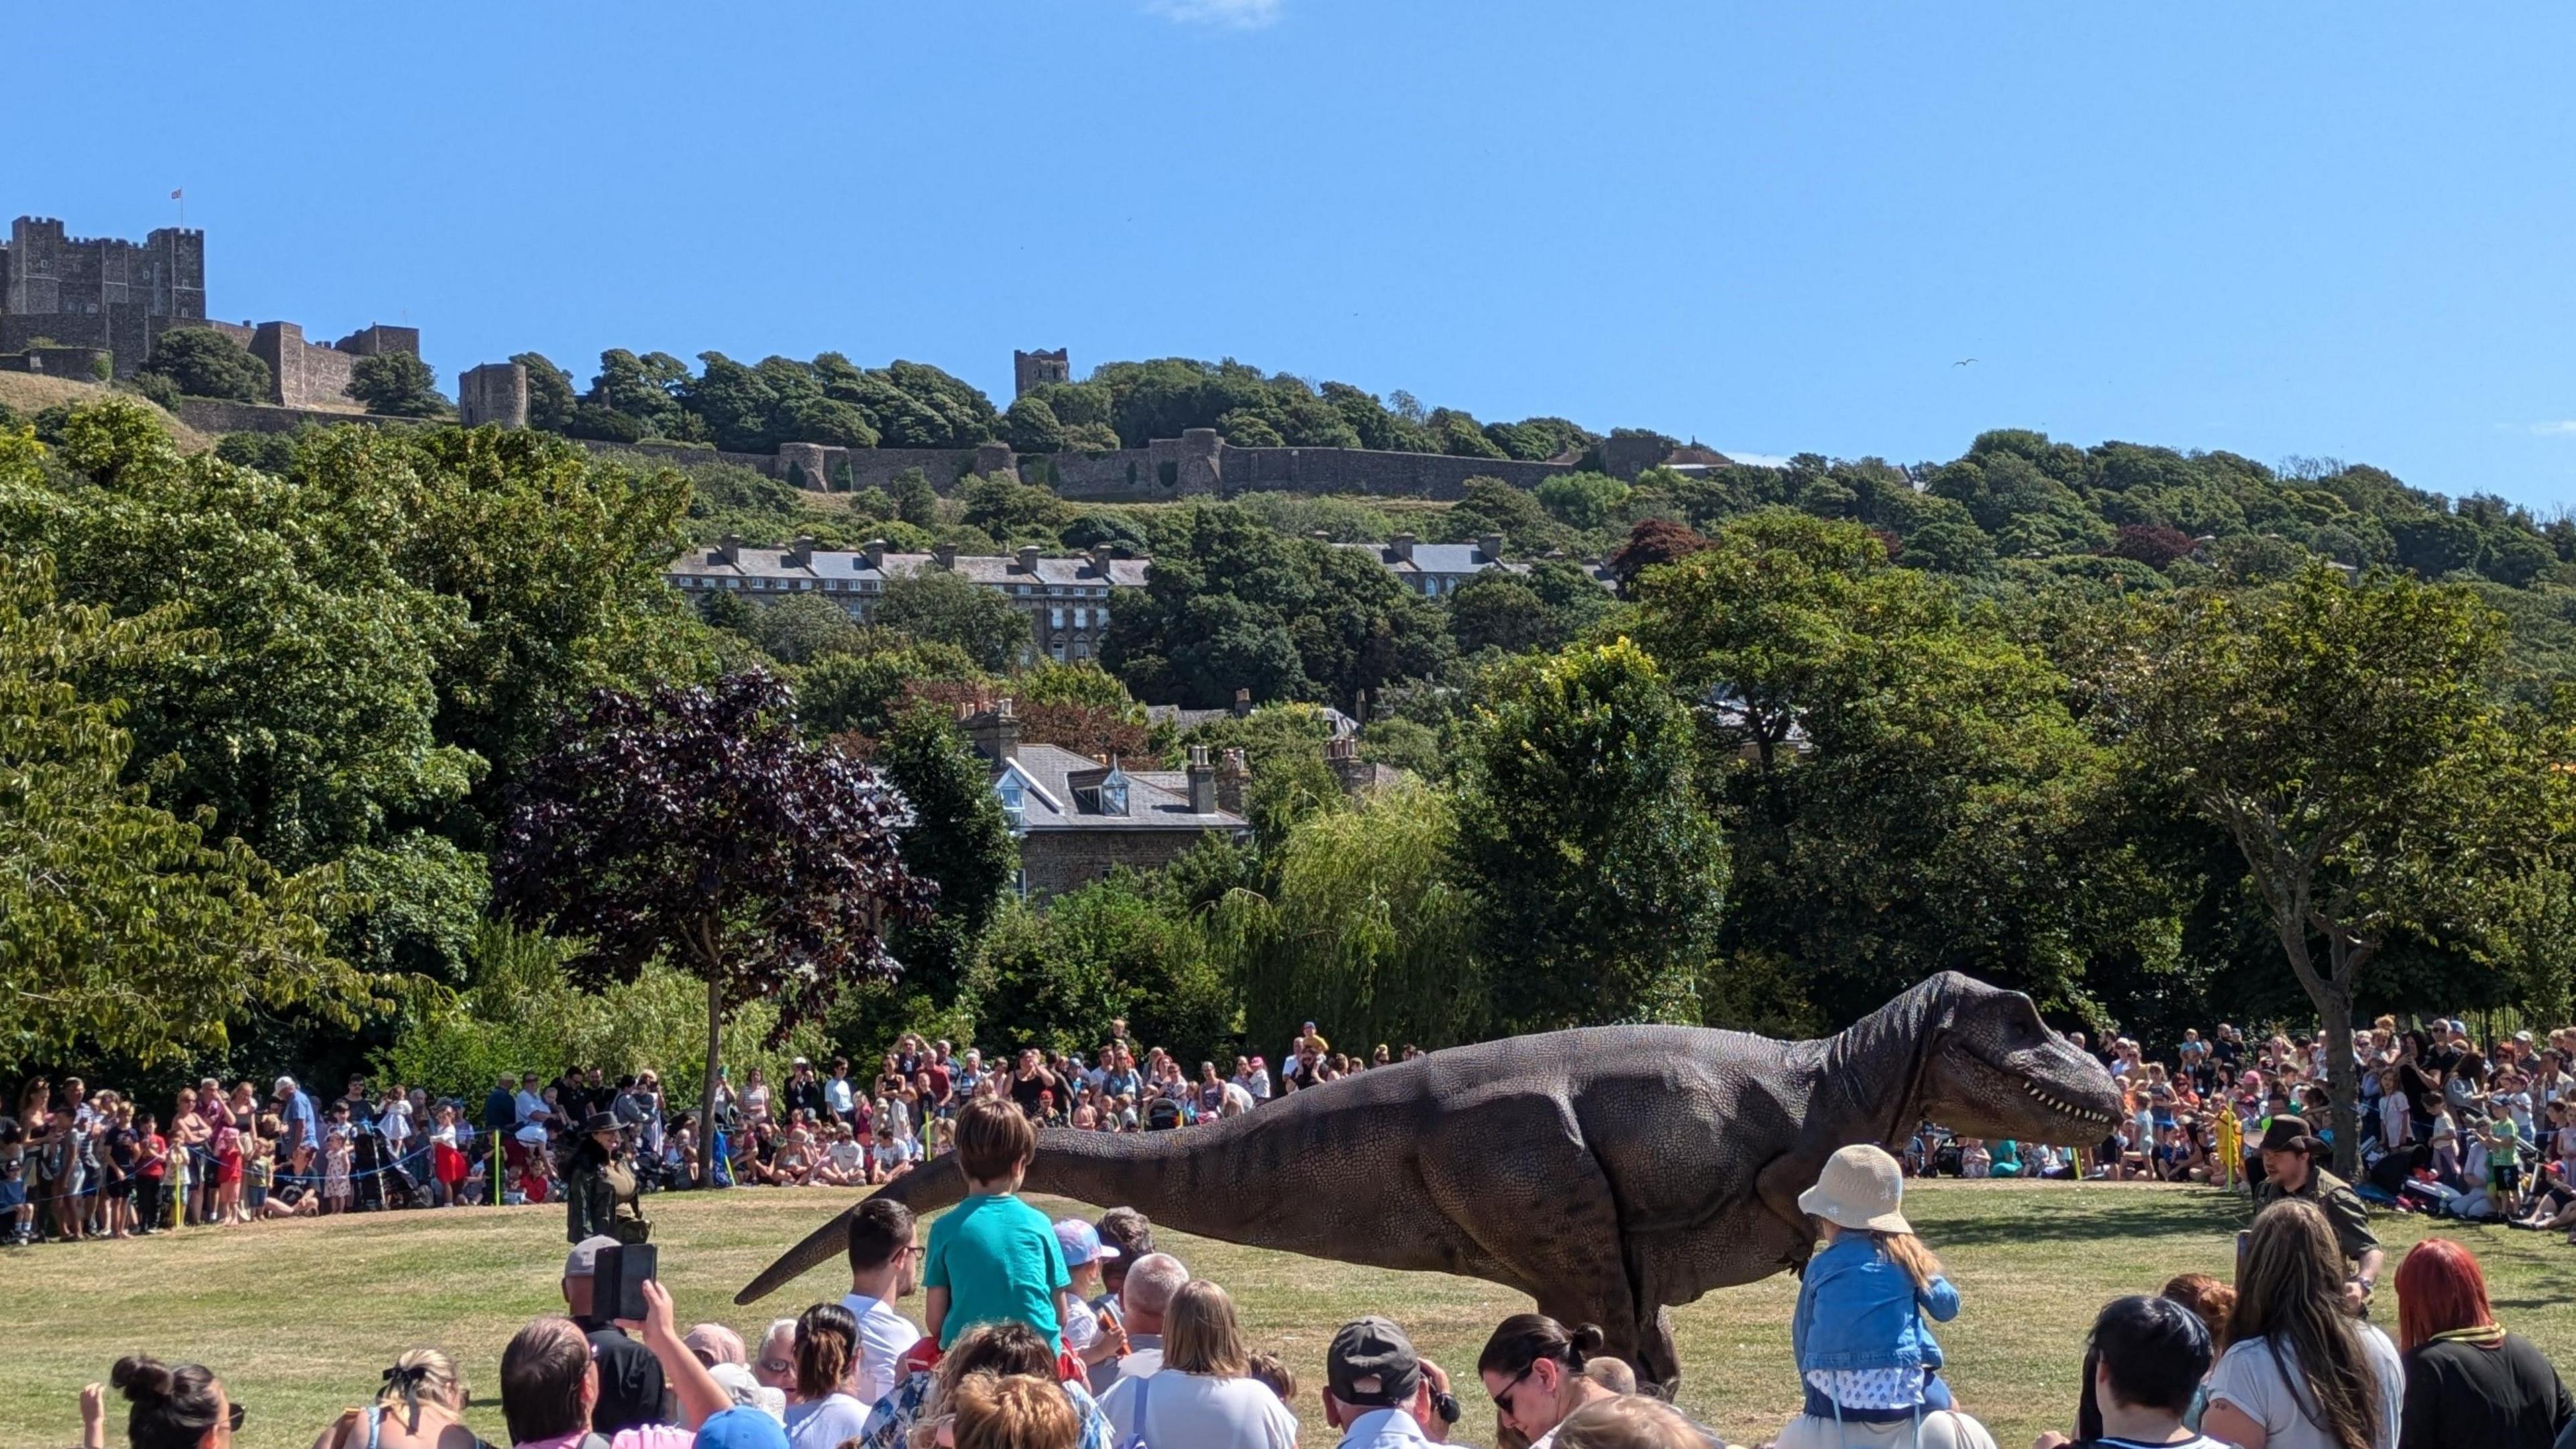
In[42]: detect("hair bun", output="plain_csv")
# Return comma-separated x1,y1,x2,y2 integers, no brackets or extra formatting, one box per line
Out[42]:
111,1356,173,1402
1567,1323,1606,1362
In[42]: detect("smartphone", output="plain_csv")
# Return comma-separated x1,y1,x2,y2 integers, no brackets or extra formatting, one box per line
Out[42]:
594,1242,658,1323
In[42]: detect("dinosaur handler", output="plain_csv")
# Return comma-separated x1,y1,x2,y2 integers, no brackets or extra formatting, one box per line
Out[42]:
2253,1115,2382,1313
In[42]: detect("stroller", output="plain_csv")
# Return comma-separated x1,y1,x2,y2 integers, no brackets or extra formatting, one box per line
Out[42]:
351,1126,419,1211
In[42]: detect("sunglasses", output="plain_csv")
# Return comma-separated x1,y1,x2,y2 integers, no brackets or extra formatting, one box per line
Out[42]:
1490,1364,1536,1419
228,1403,248,1432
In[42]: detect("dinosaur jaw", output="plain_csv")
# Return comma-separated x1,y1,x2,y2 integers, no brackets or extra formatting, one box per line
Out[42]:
2017,1075,2118,1130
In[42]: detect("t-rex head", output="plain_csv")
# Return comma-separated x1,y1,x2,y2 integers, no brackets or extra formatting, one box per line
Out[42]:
1904,973,2121,1142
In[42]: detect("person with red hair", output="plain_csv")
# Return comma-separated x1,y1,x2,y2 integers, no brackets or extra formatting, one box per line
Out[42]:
2393,1237,2572,1449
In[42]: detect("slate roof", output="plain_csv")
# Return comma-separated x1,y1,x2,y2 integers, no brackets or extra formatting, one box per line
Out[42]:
1143,704,1360,737
996,743,1248,833
668,545,1148,590
1337,541,1519,577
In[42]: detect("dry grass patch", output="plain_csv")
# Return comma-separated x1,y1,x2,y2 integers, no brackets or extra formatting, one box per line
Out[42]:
0,372,212,452
3,1180,2568,1448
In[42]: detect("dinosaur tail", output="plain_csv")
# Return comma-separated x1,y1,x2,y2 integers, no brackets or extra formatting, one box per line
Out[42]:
734,1113,1302,1306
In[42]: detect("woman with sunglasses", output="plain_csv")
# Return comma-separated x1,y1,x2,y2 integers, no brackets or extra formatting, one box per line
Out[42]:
1479,1316,1620,1449
80,1356,244,1449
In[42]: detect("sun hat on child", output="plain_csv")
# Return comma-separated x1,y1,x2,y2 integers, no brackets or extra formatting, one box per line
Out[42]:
1798,1143,1912,1234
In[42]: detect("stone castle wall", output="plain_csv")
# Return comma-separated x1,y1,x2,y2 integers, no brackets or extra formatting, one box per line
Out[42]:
0,217,207,378
586,427,1588,503
172,398,433,435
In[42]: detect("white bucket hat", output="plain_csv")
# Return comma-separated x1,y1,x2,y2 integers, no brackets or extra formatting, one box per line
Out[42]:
1797,1143,1912,1234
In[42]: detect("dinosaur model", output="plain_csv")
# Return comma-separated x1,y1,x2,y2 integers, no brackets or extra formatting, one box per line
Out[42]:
738,971,2121,1387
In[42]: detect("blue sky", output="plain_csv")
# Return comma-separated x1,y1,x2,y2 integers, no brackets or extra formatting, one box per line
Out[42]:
19,4,2576,506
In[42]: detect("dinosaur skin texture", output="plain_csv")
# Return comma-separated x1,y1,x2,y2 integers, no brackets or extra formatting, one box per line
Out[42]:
738,971,2122,1389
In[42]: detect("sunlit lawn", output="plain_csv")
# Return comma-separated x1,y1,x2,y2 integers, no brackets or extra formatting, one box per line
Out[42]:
6,1179,2571,1448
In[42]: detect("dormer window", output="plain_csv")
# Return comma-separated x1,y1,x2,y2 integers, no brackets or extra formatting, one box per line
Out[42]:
1099,765,1129,817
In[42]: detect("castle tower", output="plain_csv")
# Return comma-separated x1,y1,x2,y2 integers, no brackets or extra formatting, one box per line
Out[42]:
1013,347,1069,398
458,362,531,428
1,216,207,376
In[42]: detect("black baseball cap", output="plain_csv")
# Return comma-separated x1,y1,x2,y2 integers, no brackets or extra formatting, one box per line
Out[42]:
1326,1316,1421,1408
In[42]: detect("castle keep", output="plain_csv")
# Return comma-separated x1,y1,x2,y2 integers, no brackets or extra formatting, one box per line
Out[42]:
3,213,421,407
0,217,206,376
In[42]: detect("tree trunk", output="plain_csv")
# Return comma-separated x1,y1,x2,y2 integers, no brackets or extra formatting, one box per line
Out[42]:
2320,983,2361,1179
700,973,724,1190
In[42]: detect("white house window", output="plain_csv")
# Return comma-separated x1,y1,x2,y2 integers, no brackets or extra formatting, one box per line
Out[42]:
998,780,1027,830
1073,607,1089,629
1051,606,1066,628
1098,765,1130,816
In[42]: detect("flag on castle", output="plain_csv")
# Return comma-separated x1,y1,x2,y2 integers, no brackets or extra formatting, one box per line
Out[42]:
170,189,182,199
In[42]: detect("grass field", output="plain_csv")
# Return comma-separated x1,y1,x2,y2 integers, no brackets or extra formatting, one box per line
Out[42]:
7,1181,2572,1448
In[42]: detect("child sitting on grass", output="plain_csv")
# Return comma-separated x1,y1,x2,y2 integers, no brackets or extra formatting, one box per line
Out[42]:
1784,1142,1963,1446
924,1097,1079,1356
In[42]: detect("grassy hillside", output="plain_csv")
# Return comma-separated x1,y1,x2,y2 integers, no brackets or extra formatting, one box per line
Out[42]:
0,372,211,452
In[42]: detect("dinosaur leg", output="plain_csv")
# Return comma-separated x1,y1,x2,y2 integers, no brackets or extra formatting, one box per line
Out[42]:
1754,1149,1827,1273
1635,1305,1680,1393
1412,1091,1662,1385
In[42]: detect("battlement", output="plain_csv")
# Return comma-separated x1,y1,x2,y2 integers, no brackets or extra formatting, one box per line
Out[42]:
2,213,208,378
1014,347,1070,398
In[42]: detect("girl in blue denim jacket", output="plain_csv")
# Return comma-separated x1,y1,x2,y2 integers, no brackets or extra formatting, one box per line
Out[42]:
1791,1143,1962,1426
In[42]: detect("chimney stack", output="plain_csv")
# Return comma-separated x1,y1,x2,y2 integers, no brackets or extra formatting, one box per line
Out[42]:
1090,547,1114,578
1016,545,1042,573
966,697,1020,763
1326,735,1378,797
934,544,959,570
716,533,743,566
786,535,817,568
1232,687,1253,719
1215,747,1247,814
1478,533,1505,564
863,538,888,569
1389,533,1416,563
1187,745,1217,814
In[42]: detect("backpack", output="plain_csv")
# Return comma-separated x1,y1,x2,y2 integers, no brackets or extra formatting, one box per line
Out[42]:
1145,1097,1182,1131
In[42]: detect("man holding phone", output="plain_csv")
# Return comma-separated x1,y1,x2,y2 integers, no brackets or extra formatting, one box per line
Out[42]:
566,1234,672,1433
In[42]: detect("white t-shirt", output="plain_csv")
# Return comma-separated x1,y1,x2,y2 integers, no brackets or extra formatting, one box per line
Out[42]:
838,1292,922,1406
783,1391,871,1449
826,1140,865,1174
873,1138,914,1173
1099,1368,1297,1449
2206,1325,2404,1449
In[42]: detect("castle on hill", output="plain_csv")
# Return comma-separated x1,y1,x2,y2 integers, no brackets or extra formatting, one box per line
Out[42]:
1,213,419,409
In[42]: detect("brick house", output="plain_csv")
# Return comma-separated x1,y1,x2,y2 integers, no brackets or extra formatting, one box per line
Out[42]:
961,701,1251,899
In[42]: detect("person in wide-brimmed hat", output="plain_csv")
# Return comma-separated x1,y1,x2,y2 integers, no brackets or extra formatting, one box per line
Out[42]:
559,1108,649,1246
1776,1145,2003,1449
2255,1114,2383,1305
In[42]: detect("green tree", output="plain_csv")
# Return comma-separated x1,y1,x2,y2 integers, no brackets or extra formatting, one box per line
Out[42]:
138,327,271,402
2090,566,2571,1173
1448,572,1560,655
1211,780,1481,1056
348,352,453,417
857,704,1018,1044
1452,639,1726,1030
512,352,580,431
1630,510,2166,1030
743,592,867,665
0,549,364,1066
889,467,941,527
798,640,985,738
878,567,1029,670
1004,395,1067,453
966,875,1234,1064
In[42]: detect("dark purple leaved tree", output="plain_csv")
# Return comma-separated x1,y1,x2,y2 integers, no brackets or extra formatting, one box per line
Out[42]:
494,670,934,1185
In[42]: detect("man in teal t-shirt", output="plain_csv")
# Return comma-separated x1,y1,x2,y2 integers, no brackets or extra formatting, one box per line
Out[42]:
923,1097,1073,1351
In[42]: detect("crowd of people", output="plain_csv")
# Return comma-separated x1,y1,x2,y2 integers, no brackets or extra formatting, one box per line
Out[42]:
65,1095,2576,1449
0,1014,1377,1248
1897,1017,2576,1232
